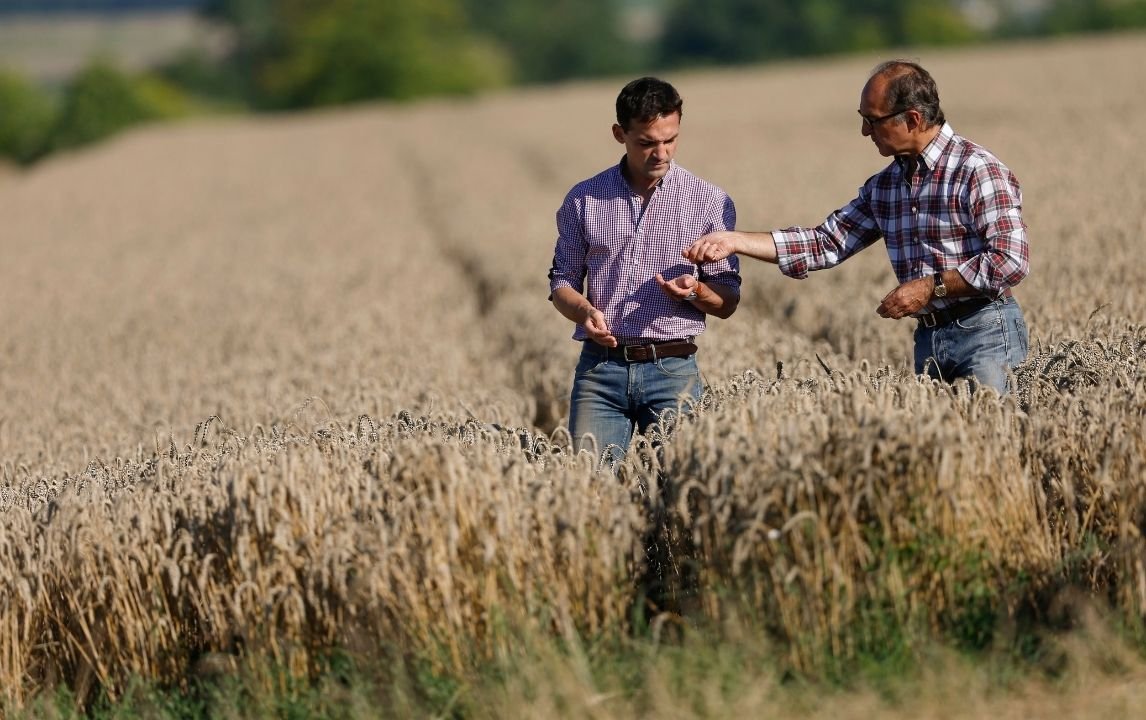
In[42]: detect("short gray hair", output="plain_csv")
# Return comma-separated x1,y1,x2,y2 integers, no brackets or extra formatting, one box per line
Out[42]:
870,60,946,128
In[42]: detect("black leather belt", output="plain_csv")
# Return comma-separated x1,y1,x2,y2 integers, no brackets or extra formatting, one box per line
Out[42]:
584,339,698,362
917,291,1010,329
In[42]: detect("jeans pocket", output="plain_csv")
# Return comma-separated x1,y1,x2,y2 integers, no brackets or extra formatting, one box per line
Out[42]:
654,355,699,378
954,304,1002,331
1013,316,1029,360
575,352,609,376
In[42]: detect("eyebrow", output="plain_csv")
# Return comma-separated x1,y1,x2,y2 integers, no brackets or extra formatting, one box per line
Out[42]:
638,134,678,144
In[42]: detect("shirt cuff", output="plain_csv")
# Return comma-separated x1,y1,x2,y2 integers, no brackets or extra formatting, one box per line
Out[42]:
773,230,810,279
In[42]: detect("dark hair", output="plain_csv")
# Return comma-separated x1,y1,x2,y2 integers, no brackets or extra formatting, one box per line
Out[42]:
871,60,946,128
616,77,683,130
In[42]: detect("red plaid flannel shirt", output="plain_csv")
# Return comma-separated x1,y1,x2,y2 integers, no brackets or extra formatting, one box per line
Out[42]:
773,123,1028,312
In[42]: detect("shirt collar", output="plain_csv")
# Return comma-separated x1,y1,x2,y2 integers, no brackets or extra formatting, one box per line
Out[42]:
922,122,955,168
899,122,955,174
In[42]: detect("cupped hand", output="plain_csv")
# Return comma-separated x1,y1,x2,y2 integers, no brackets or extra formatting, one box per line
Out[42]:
655,272,697,301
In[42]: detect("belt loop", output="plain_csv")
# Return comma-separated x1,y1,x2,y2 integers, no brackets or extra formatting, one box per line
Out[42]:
649,342,658,362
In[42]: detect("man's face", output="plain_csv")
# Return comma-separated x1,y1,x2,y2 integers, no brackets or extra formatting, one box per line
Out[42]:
613,112,680,188
859,76,911,157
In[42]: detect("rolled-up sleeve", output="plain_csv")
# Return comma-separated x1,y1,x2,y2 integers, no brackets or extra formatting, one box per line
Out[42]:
548,193,586,298
699,192,741,293
773,186,883,279
957,159,1029,294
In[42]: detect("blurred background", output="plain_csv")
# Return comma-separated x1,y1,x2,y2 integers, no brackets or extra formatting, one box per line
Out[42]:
1,0,1144,167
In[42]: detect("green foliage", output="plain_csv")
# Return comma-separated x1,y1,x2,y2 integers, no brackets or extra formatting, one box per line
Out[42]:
0,69,53,165
659,0,980,67
0,61,202,165
202,0,511,109
157,47,249,108
46,60,165,153
1038,0,1146,33
463,0,644,83
902,0,980,46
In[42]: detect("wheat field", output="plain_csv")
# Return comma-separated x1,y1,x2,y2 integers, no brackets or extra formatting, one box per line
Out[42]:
1,32,1145,714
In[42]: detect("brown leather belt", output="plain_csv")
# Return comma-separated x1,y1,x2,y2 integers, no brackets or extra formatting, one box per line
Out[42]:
584,339,698,362
917,289,1012,329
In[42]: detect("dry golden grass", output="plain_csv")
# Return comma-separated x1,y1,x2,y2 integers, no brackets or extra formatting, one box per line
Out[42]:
1,32,1144,712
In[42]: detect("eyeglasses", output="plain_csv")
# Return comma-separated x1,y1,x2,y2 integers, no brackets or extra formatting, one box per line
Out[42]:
858,108,903,128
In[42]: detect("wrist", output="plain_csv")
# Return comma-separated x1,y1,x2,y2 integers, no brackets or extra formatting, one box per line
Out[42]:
932,272,948,298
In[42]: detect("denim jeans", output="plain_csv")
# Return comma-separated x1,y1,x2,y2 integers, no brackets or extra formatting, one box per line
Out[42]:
913,296,1029,393
568,342,703,467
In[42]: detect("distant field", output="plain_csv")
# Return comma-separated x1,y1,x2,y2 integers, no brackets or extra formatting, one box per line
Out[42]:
0,10,214,82
0,32,1144,716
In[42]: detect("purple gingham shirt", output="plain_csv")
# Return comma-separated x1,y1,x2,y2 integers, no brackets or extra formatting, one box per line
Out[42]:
773,123,1028,312
549,159,741,342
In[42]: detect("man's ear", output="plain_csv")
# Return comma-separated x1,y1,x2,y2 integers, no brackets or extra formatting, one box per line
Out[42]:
905,109,923,132
612,124,625,144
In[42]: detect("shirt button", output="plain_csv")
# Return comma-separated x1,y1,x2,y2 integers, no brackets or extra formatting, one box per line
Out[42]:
911,205,918,213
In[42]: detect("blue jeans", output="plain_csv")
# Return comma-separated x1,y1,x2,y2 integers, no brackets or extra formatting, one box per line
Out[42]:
913,296,1029,393
568,342,703,467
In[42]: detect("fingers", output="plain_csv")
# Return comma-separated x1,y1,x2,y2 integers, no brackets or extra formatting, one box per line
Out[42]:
684,235,731,263
584,310,617,346
655,273,696,301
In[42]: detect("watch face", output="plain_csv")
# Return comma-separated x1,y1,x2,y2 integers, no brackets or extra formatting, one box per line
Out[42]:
933,273,946,297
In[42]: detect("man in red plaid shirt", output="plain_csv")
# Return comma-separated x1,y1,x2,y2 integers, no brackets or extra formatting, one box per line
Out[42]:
685,60,1029,393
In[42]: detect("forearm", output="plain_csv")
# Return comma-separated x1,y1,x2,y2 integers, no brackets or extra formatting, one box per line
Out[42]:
551,286,595,325
728,231,779,263
937,269,981,298
689,282,739,319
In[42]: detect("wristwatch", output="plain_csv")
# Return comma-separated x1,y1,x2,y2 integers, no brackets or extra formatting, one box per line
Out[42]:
932,272,947,298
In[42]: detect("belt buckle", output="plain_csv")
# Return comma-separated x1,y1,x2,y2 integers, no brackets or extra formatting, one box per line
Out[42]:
920,312,938,329
622,342,656,362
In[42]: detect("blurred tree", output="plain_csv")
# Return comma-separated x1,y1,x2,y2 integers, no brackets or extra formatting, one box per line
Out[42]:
203,0,511,108
0,69,53,165
47,60,159,152
1037,0,1146,33
658,0,980,67
45,59,192,153
902,0,979,46
659,0,804,66
462,0,644,82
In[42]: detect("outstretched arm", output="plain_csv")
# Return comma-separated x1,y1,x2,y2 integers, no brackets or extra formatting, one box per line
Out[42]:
684,230,778,265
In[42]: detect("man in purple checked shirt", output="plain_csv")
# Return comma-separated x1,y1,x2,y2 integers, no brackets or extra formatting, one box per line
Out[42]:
549,77,741,467
686,60,1030,394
